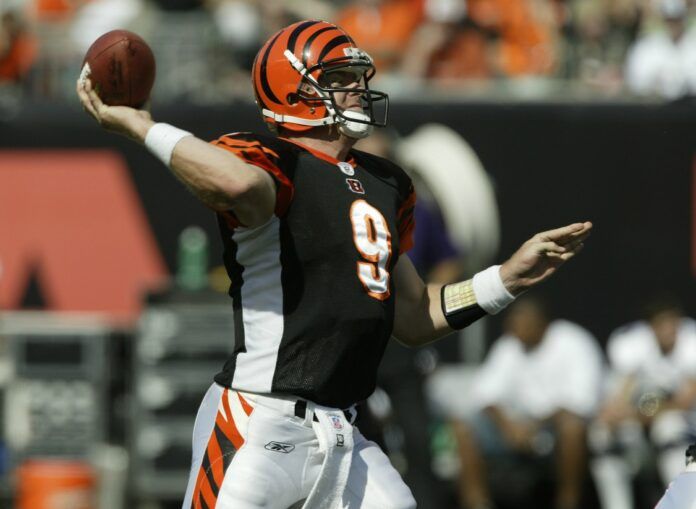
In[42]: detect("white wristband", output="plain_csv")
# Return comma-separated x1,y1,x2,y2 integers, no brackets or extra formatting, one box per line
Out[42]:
472,265,515,315
144,123,192,166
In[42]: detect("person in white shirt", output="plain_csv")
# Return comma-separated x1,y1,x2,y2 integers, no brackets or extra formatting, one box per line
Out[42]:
589,297,696,509
656,444,696,509
624,0,696,99
453,297,603,509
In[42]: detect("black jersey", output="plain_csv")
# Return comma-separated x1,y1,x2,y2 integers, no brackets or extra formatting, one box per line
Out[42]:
211,132,415,408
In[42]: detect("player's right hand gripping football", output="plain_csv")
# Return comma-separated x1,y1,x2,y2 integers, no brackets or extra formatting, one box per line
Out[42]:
500,221,593,295
76,77,154,143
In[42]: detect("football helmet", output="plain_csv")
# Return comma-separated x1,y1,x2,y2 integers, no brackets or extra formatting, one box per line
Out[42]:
251,20,388,138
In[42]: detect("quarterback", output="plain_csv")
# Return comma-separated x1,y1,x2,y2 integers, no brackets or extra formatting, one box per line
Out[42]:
77,20,591,509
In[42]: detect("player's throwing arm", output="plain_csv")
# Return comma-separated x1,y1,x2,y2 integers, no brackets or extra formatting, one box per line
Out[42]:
76,31,276,228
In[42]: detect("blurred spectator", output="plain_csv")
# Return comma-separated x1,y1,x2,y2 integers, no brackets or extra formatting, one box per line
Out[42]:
589,295,696,509
283,0,337,22
487,0,559,77
452,297,603,509
31,0,86,21
624,0,696,99
206,0,336,72
566,0,641,92
403,0,559,84
69,0,145,54
207,0,265,71
462,0,559,77
335,0,424,72
402,0,494,82
0,6,37,84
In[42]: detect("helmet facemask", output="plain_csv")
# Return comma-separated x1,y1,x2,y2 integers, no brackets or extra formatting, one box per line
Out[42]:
284,48,389,138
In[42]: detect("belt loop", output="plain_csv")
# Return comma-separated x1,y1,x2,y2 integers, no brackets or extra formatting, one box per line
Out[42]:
345,406,357,424
294,400,307,419
294,399,315,427
303,400,316,427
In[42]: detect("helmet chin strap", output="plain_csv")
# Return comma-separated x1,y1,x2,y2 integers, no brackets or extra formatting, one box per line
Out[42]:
303,77,373,139
337,110,374,139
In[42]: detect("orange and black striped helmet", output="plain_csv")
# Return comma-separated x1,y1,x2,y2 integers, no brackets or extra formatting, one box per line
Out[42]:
252,20,388,134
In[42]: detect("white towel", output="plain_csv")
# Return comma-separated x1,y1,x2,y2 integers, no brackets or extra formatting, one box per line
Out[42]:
302,405,354,509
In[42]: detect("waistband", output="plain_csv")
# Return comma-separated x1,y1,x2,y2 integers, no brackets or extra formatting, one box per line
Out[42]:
241,389,358,426
239,391,358,427
294,399,357,424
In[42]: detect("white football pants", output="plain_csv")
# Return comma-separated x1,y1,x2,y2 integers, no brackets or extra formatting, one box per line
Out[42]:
182,383,417,509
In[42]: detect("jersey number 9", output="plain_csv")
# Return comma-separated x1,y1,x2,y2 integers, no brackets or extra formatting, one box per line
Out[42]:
350,200,392,301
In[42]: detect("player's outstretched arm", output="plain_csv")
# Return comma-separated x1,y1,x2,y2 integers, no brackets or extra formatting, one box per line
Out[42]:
498,222,592,295
393,222,592,346
76,78,276,228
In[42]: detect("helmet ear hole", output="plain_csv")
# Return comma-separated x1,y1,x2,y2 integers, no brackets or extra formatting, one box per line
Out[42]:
287,93,300,105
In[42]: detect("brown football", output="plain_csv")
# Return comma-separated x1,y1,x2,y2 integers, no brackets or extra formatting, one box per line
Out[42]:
82,30,156,108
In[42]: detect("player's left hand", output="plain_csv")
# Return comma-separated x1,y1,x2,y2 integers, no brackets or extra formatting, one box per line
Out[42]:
499,222,592,296
76,77,154,143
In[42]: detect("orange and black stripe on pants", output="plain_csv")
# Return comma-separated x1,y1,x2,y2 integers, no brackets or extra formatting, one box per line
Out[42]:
191,389,254,509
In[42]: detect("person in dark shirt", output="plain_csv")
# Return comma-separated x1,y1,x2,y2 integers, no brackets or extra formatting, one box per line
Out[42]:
77,19,591,509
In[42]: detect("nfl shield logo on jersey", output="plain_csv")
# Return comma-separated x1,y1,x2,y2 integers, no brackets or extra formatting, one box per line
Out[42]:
337,162,355,176
330,415,343,430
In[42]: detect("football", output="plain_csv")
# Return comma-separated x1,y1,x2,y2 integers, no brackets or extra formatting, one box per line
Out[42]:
81,30,156,108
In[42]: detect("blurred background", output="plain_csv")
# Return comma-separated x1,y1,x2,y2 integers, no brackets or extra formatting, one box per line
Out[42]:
1,0,696,508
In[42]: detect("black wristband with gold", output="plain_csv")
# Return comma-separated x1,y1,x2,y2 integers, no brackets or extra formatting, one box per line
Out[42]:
441,279,487,330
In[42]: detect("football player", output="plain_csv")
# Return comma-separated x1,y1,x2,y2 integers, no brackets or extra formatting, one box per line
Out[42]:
77,20,592,509
656,444,696,509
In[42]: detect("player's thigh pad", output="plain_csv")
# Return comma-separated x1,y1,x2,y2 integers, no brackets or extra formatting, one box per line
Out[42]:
342,430,416,509
218,404,321,508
